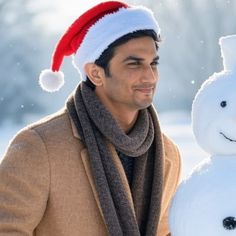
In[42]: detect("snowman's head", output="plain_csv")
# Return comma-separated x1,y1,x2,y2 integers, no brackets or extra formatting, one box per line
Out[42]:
192,35,236,156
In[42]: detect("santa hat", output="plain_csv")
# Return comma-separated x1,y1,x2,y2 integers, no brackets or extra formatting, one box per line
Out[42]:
219,34,236,72
39,1,160,92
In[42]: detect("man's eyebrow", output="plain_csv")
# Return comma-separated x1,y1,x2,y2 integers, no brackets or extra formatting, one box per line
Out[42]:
153,55,160,61
122,56,144,63
122,55,160,63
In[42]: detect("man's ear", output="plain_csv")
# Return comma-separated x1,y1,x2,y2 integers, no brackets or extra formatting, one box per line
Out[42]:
84,63,104,87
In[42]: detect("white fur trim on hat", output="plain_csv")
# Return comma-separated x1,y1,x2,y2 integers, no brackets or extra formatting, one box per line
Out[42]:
39,69,64,92
73,6,160,81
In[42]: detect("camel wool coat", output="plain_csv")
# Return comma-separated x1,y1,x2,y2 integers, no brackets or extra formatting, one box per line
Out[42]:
0,108,181,236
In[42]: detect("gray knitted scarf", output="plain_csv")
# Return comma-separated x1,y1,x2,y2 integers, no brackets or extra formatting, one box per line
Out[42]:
66,82,164,236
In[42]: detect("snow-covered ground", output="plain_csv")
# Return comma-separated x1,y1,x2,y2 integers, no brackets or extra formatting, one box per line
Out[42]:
0,111,208,179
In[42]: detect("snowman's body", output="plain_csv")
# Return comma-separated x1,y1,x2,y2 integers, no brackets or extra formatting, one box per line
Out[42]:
169,35,236,236
170,156,236,236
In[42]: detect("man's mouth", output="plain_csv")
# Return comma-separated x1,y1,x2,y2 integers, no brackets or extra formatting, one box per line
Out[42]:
136,88,154,93
220,132,236,142
134,85,155,94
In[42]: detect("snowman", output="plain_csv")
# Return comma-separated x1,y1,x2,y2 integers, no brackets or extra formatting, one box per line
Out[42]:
169,34,236,236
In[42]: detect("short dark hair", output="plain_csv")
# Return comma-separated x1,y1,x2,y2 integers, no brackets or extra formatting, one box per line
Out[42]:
85,29,161,89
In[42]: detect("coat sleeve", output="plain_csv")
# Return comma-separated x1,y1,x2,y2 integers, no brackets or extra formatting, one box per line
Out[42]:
0,128,50,235
157,136,182,236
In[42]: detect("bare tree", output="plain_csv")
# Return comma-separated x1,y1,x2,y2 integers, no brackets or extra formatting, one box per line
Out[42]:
0,0,47,125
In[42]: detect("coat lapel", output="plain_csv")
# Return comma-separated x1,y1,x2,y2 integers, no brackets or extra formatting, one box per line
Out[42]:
69,116,106,223
69,115,136,222
80,149,106,222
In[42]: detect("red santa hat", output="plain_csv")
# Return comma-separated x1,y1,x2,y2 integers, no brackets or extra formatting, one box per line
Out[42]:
39,1,160,92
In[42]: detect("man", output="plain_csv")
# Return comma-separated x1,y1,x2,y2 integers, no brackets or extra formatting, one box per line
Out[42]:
0,1,181,235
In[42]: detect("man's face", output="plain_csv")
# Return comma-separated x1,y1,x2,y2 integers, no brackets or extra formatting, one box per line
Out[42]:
96,36,159,112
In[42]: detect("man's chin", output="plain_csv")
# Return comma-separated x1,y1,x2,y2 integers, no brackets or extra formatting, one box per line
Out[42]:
136,100,153,110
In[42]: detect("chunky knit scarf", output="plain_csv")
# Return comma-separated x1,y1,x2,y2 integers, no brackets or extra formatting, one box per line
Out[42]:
66,82,164,236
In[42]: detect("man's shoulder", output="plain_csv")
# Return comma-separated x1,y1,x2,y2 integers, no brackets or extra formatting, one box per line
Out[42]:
20,108,74,142
162,133,181,164
29,108,70,131
162,133,178,152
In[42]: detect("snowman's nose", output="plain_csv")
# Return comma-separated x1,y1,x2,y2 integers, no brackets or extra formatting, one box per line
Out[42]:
223,216,236,230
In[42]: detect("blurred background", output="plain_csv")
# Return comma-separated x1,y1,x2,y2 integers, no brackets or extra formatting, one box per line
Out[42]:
1,0,236,178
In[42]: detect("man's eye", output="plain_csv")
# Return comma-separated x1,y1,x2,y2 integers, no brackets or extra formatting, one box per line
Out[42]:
151,61,159,66
127,62,140,66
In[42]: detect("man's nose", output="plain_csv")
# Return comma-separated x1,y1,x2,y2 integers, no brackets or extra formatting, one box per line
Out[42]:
141,65,157,82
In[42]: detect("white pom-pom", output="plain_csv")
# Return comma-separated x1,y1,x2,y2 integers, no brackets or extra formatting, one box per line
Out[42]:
39,69,64,92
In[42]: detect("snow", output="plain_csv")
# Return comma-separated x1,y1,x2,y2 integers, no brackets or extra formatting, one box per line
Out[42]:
0,111,208,179
160,111,208,179
219,34,236,71
169,156,236,236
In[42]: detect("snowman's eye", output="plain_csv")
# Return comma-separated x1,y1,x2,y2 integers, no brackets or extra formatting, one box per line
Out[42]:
220,101,227,108
223,216,236,230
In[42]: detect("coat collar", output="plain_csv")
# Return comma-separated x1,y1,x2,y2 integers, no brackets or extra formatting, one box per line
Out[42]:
69,114,81,139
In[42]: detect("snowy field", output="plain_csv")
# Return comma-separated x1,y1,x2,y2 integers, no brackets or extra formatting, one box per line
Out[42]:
0,111,208,179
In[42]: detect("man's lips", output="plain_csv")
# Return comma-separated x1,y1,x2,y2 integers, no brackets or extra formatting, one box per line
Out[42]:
135,88,154,93
220,132,236,142
134,85,155,93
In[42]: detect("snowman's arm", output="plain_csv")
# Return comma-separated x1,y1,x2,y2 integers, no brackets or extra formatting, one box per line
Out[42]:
158,134,182,236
